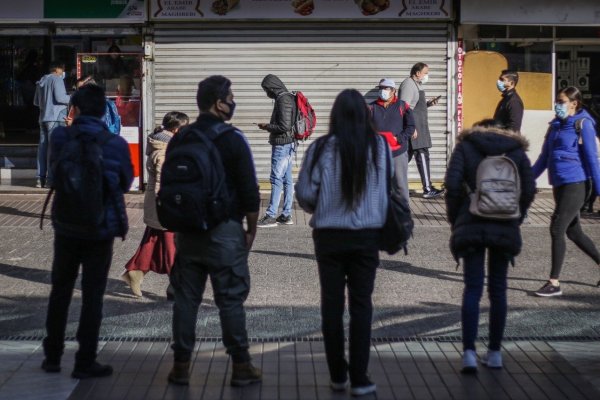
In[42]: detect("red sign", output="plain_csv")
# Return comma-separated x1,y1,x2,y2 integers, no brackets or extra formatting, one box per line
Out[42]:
456,38,464,134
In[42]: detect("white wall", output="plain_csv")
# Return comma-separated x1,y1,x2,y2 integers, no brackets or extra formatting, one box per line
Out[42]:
522,110,555,190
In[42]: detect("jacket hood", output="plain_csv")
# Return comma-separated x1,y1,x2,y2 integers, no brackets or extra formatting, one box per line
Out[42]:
261,74,288,97
36,73,53,88
146,130,171,155
71,115,109,134
458,127,529,154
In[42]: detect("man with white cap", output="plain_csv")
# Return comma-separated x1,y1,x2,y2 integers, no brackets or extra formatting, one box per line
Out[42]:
369,78,415,207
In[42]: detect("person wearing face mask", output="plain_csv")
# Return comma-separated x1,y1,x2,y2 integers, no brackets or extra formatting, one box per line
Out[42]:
257,74,297,227
166,75,262,387
370,78,415,208
33,61,71,188
532,86,600,297
400,62,445,199
493,70,524,133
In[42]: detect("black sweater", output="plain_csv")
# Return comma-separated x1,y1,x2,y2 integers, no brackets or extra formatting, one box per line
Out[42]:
493,89,524,132
168,113,260,223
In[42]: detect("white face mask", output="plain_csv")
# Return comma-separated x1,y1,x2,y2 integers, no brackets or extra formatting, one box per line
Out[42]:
379,89,392,101
420,74,429,84
61,71,66,80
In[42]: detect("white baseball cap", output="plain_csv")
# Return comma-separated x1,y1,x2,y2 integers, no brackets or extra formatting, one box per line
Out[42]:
378,78,396,88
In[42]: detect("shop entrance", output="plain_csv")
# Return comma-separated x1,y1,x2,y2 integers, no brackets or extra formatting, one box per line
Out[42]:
556,45,600,117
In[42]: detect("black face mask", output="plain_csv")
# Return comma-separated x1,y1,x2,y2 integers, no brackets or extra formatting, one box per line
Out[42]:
266,90,276,99
220,100,236,120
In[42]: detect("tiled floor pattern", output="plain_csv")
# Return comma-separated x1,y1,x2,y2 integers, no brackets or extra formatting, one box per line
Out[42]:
1,340,599,400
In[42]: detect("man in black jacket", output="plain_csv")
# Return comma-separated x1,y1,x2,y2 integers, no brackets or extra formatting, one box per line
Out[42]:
258,74,296,227
493,70,524,133
167,75,262,387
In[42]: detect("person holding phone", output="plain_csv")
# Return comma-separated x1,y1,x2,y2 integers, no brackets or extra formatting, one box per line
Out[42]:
400,62,444,199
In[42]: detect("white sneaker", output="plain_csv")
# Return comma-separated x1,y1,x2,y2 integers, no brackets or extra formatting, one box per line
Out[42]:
330,380,347,391
350,382,376,396
481,350,503,369
461,349,477,373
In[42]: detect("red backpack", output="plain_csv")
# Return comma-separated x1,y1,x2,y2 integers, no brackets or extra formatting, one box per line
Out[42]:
291,91,316,140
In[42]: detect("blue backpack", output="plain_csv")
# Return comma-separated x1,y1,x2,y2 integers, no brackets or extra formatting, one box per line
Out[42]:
104,99,121,135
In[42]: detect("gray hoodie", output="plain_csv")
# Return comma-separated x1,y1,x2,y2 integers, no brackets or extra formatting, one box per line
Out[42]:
33,73,70,123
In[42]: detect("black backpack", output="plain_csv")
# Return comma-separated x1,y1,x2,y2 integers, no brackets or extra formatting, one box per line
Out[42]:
40,126,114,233
156,122,233,232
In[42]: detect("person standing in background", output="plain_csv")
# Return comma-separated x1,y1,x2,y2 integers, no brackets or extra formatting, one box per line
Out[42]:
370,78,415,208
493,70,524,133
257,74,297,227
33,61,70,188
400,62,445,199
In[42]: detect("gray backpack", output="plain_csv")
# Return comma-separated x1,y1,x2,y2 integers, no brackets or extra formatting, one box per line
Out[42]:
468,154,521,220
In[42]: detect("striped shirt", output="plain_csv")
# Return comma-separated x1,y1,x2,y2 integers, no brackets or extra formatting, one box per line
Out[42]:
295,135,390,230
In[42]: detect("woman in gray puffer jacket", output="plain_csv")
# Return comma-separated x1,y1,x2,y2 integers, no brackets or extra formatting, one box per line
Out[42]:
122,111,189,298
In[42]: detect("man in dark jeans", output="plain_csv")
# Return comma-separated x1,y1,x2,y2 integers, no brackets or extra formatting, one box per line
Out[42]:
167,75,262,387
42,84,133,379
257,74,296,227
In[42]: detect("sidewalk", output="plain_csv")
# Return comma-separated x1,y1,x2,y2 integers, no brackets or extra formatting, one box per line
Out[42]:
0,193,599,399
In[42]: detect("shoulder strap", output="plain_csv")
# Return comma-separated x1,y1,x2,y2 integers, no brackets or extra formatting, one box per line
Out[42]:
575,118,585,134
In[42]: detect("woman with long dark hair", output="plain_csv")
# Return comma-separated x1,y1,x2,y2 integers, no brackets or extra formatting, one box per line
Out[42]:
121,111,189,297
296,89,390,397
532,86,600,296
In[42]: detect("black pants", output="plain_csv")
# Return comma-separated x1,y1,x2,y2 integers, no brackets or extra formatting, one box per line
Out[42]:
170,220,251,364
313,229,379,386
409,147,432,192
44,234,114,367
550,182,600,279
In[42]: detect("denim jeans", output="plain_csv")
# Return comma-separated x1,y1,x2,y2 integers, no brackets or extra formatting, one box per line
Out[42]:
461,248,509,352
43,234,114,367
37,118,66,184
313,229,380,386
170,220,251,363
266,142,295,218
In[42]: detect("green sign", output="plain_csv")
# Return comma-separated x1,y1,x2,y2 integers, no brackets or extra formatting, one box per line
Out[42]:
44,0,145,19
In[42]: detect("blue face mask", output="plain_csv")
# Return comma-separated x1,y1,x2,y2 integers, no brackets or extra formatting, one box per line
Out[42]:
554,103,568,120
496,80,505,92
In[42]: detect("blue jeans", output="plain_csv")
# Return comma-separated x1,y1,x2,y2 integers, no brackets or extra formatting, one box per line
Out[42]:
37,119,66,184
461,248,509,352
266,142,295,218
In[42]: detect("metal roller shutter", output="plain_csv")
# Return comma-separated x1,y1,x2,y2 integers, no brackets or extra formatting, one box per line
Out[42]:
153,22,449,183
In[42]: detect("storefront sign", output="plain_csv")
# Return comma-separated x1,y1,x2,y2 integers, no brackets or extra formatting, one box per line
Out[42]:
461,0,600,25
150,0,452,20
456,38,464,133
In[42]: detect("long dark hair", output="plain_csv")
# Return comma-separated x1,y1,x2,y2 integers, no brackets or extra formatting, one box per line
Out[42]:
311,89,379,209
557,86,584,112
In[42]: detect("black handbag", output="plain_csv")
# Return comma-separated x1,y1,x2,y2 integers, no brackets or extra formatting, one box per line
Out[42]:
379,154,414,255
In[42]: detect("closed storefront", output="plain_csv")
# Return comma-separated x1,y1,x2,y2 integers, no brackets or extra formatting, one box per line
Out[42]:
149,1,454,184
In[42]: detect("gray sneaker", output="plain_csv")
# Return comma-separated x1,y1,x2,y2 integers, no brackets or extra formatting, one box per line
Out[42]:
257,215,277,228
535,281,562,297
423,187,445,199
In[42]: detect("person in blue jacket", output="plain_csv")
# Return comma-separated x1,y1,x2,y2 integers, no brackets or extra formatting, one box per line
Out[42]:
532,86,600,297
